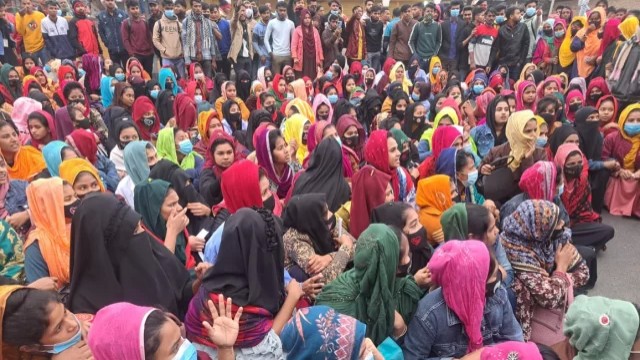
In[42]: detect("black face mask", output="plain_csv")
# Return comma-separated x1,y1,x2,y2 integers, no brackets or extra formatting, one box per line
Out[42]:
165,82,174,90
564,164,583,179
486,268,503,297
393,109,405,119
353,74,361,81
285,75,295,83
343,135,359,148
265,105,275,114
400,151,410,165
365,78,374,85
64,199,80,219
301,132,308,145
414,115,426,124
228,112,242,126
76,118,91,129
119,140,131,150
325,214,336,231
143,116,155,127
317,113,329,121
8,79,18,86
571,28,579,36
407,227,428,249
397,259,412,277
263,194,275,211
543,29,553,36
569,103,581,113
589,93,602,102
265,75,273,82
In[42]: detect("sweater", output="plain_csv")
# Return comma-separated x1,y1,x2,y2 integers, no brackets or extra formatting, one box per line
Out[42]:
15,10,46,52
409,20,442,59
264,17,295,57
388,18,416,62
40,15,75,59
215,18,231,56
68,16,103,56
152,14,183,59
121,17,154,56
364,18,384,53
97,9,128,54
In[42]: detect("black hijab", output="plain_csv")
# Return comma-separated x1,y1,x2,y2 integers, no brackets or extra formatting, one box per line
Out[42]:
67,193,192,317
236,70,252,100
485,95,510,146
574,106,602,160
222,99,241,131
292,137,351,212
246,109,272,151
549,124,579,156
530,69,545,85
156,90,175,125
332,99,355,125
283,193,334,255
402,102,427,141
202,208,285,315
28,90,55,118
209,73,228,103
112,120,141,150
361,89,382,132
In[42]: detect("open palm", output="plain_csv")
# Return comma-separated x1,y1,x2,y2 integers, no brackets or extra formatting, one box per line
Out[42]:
202,295,243,348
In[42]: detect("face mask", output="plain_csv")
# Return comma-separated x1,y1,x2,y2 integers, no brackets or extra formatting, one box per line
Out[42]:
115,73,126,81
265,75,273,82
535,136,547,147
555,30,565,38
569,103,581,113
496,15,505,24
142,116,155,127
350,97,362,107
557,183,564,196
334,135,342,147
285,75,295,83
624,123,640,136
325,214,336,231
589,93,602,102
472,84,484,94
194,95,203,103
564,164,583,179
317,113,329,121
41,315,83,354
325,71,333,80
331,9,339,15
265,105,275,114
465,170,478,186
543,29,553,36
194,73,204,80
397,259,412,277
76,118,91,129
485,269,502,297
301,132,308,145
8,79,18,86
228,112,242,125
64,199,80,219
525,7,536,17
286,92,294,100
150,89,160,99
172,339,197,360
165,9,174,17
450,9,460,17
411,93,420,101
263,194,275,211
78,69,86,78
245,8,253,18
328,94,338,104
344,134,359,148
432,67,440,75
165,82,174,90
463,143,473,154
365,77,374,85
393,109,405,119
178,139,193,155
400,151,409,164
56,9,62,16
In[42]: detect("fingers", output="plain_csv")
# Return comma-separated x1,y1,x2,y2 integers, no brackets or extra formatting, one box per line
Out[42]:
225,296,233,321
209,298,220,320
234,305,243,323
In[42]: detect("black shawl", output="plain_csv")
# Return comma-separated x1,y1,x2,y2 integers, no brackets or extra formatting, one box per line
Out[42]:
574,106,602,161
549,124,579,156
283,193,334,255
155,90,175,126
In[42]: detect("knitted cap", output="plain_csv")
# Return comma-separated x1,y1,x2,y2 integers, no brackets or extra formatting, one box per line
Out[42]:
564,295,640,360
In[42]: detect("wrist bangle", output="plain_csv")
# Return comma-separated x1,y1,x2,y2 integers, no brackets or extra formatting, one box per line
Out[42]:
394,325,408,340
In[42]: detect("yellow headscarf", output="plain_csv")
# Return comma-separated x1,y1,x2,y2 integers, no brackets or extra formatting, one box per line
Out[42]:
519,63,537,82
429,56,442,85
285,98,315,123
535,115,546,130
618,16,639,41
283,114,309,164
59,158,106,192
420,106,460,143
618,104,640,171
389,61,412,94
559,16,587,68
506,110,538,171
197,109,215,143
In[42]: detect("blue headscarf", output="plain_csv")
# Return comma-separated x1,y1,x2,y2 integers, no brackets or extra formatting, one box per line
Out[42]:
124,141,151,185
158,68,180,95
435,148,457,178
281,305,367,360
100,76,114,108
42,141,70,177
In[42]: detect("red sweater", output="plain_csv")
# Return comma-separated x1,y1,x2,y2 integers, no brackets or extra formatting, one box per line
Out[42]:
121,17,154,56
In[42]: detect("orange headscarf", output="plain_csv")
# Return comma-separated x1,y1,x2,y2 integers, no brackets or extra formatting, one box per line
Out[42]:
618,104,640,171
574,8,605,78
416,174,454,246
24,178,72,285
4,145,46,181
59,158,106,192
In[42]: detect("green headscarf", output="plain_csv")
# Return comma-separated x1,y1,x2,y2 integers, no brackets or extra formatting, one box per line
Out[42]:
124,141,151,185
315,224,423,345
0,220,24,281
440,203,468,241
0,64,21,101
390,128,410,153
134,179,188,265
156,127,201,171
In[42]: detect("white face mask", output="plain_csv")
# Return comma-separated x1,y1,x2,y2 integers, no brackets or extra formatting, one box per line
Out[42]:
194,73,204,80
194,95,203,103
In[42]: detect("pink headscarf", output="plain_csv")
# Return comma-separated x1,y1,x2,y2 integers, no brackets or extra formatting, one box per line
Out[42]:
515,80,536,111
11,97,42,144
481,342,543,360
88,302,156,360
312,93,333,123
428,240,490,353
565,89,585,122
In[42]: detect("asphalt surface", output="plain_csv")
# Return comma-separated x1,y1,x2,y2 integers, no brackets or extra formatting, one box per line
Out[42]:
589,211,640,304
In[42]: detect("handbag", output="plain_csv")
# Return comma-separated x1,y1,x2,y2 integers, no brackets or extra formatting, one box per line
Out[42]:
477,155,518,204
530,272,574,346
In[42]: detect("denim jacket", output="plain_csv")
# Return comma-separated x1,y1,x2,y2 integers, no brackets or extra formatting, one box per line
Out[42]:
403,287,523,360
97,9,128,53
470,124,495,159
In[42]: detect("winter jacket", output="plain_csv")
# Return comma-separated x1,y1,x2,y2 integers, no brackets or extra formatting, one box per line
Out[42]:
41,15,75,59
152,14,183,59
68,16,103,56
409,20,442,59
228,16,254,62
97,9,128,54
388,18,417,62
215,18,231,56
488,21,530,68
291,26,323,72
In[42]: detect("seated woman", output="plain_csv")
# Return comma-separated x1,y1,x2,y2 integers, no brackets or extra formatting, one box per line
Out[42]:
283,194,355,283
603,104,640,218
515,80,537,112
41,140,70,177
0,154,30,239
59,158,106,199
479,110,547,203
337,114,365,175
134,179,198,269
500,200,589,341
185,208,303,359
24,178,75,287
65,129,119,192
349,164,395,238
214,81,250,122
471,96,511,159
283,114,310,167
365,130,415,203
131,96,160,142
416,174,456,247
199,130,238,207
27,110,57,149
403,240,523,359
316,224,424,345
108,121,141,179
436,148,486,205
156,126,204,177
255,127,297,199
418,114,463,177
596,94,619,137
221,99,247,142
0,120,46,181
194,110,223,157
117,141,156,208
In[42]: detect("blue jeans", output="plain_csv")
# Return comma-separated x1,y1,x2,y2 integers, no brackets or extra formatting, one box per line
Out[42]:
22,48,49,67
162,58,186,79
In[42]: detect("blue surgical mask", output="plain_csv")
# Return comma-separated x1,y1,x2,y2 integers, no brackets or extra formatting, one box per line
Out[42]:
57,9,62,16
450,9,460,17
555,30,565,38
77,69,86,78
325,71,333,80
350,97,362,107
331,9,339,15
411,93,420,101
432,67,440,75
194,95,203,103
463,143,473,153
624,123,640,136
525,7,536,17
536,136,548,147
165,9,175,17
286,92,294,100
178,139,193,154
557,183,564,197
115,73,126,81
150,89,160,99
496,15,505,24
472,84,484,94
465,170,479,186
328,94,338,104
172,339,197,360
41,315,83,354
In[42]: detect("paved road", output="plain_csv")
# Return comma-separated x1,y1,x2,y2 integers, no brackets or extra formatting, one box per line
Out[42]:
589,212,640,304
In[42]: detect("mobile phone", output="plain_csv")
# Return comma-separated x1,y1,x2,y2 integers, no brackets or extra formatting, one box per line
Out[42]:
337,218,343,238
196,229,209,261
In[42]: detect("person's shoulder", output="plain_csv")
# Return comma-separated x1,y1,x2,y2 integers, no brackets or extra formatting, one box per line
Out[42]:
415,287,446,317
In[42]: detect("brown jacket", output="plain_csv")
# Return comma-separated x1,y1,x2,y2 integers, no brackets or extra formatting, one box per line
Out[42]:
227,12,254,62
388,18,417,62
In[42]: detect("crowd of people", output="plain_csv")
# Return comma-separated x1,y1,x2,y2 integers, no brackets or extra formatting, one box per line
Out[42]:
0,0,639,357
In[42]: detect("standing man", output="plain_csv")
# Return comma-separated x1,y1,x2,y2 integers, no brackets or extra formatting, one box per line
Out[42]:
388,4,416,66
68,0,105,58
321,13,342,69
488,6,529,81
173,0,186,22
468,7,498,72
98,0,128,67
147,0,162,61
16,0,48,65
228,1,253,74
264,1,294,74
211,4,231,78
456,6,475,79
0,0,19,65
182,0,217,78
364,5,383,72
122,0,154,74
438,0,461,73
362,0,373,20
382,6,400,61
344,5,365,65
409,3,441,70
152,0,185,78
41,0,74,61
522,0,542,63
253,5,271,70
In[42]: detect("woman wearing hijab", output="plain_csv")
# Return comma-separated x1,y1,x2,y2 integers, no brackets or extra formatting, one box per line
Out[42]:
418,124,463,179
283,113,310,166
172,93,197,132
291,9,323,79
515,80,537,112
67,193,195,317
66,129,119,191
0,155,28,241
267,74,287,111
548,124,579,157
365,129,415,203
255,127,296,198
403,240,523,359
283,193,355,283
533,19,566,76
570,7,605,79
349,165,394,238
436,148,485,205
418,106,461,161
116,140,154,208
592,17,624,79
156,126,204,174
335,114,364,174
158,67,181,95
416,174,455,247
0,64,22,105
603,104,640,217
428,56,446,95
564,89,585,123
215,81,251,122
500,200,589,341
316,224,423,345
41,140,69,177
585,77,610,107
0,121,46,181
27,110,57,149
402,102,429,142
132,96,160,141
471,96,512,158
195,110,221,156
23,178,72,286
186,208,303,359
59,157,106,199
199,130,238,207
558,16,586,73
156,89,175,125
108,121,141,178
312,93,333,123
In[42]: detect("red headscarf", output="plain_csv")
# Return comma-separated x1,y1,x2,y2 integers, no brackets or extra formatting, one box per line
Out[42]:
518,161,558,201
536,77,563,99
132,96,160,141
204,129,237,176
221,160,263,214
599,18,621,56
418,126,463,179
349,61,364,86
66,129,98,164
440,97,462,123
565,89,584,122
596,94,619,136
554,143,599,224
58,65,76,83
29,110,57,149
515,80,536,111
173,93,197,131
270,74,285,101
585,77,610,106
350,165,392,238
22,77,40,95
364,130,414,201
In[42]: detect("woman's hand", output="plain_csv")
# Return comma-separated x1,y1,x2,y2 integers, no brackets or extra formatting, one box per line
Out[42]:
603,160,620,171
307,254,332,274
166,207,189,236
392,311,407,339
413,266,432,288
335,234,353,249
483,199,500,220
286,279,305,300
301,273,325,299
187,202,211,217
6,210,29,229
359,338,385,360
555,243,576,273
619,169,635,180
188,236,206,252
28,277,59,291
195,262,212,280
202,295,242,349
480,164,494,176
